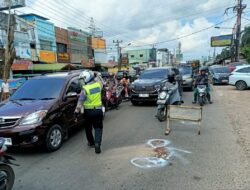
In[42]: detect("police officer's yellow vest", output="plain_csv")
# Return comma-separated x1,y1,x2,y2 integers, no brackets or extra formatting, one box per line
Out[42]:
82,81,102,109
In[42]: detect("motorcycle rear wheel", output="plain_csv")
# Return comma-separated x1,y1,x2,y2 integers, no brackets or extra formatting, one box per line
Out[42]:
157,107,168,122
198,96,204,106
0,164,15,190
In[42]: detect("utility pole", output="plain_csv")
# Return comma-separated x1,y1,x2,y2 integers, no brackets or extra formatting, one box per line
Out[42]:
235,0,246,62
113,40,122,71
3,0,12,80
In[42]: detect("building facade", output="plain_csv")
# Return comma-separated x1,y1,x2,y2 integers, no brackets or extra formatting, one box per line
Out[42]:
55,27,70,63
127,48,157,66
68,27,93,67
20,14,57,63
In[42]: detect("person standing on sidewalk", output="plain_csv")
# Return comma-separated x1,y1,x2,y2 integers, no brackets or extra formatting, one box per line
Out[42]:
75,70,105,154
1,79,10,101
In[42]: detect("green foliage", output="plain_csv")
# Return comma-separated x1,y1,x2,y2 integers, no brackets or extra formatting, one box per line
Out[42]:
241,26,250,63
216,47,231,60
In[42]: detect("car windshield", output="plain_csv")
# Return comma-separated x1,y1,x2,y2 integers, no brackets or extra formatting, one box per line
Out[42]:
213,67,230,73
139,69,168,79
10,78,66,101
179,67,192,75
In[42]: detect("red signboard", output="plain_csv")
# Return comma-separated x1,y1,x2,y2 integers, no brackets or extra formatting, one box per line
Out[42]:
11,59,33,70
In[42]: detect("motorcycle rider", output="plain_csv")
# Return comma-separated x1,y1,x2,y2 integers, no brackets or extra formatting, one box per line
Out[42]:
107,73,118,91
120,73,129,98
75,70,105,154
192,67,213,104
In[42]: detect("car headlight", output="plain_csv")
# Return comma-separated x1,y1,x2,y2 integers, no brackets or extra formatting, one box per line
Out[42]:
159,91,167,99
20,110,47,126
186,78,193,82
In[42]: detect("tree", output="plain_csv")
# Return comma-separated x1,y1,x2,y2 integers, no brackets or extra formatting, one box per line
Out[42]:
241,26,250,63
216,47,231,60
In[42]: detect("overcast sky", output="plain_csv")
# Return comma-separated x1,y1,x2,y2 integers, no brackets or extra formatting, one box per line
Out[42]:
19,0,250,61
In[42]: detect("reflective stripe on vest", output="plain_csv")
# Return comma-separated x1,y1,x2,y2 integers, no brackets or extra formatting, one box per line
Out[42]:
83,82,102,109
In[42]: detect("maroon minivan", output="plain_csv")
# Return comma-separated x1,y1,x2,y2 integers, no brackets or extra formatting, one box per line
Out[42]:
0,72,85,151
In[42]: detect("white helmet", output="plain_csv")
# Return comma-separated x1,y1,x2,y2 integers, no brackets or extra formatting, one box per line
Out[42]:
79,70,95,84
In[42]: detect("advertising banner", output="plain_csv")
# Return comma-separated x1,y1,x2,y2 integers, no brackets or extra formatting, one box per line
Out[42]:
82,57,94,68
92,38,106,49
211,34,233,47
40,50,56,63
11,59,33,70
57,53,70,63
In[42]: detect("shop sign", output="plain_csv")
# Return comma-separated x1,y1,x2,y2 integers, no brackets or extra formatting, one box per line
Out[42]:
40,50,56,63
58,52,70,62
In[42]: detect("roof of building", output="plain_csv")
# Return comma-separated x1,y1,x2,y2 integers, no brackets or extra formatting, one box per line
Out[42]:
19,13,49,21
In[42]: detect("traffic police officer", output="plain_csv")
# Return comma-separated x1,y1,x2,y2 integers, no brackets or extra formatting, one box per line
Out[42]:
75,70,104,154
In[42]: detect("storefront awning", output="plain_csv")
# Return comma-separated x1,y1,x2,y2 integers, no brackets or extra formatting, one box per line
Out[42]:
32,63,77,71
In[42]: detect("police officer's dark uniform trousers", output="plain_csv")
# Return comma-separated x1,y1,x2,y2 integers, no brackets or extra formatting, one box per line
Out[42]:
83,81,103,154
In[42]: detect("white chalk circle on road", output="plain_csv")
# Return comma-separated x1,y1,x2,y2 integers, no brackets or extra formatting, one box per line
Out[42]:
146,139,171,148
130,157,169,169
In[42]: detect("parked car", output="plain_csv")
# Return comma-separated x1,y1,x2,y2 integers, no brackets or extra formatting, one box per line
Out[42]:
100,71,109,79
178,65,194,90
117,70,129,80
228,62,245,72
130,67,182,105
229,65,250,90
210,65,231,84
0,71,105,152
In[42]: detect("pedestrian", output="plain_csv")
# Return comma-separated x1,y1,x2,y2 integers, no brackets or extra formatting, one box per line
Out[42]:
1,79,10,101
75,70,105,154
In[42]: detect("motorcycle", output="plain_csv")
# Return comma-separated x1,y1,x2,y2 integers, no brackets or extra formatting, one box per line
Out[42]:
197,85,207,106
105,85,124,110
156,82,182,122
0,138,17,190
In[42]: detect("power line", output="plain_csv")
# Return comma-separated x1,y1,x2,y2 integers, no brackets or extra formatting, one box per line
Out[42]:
127,16,236,48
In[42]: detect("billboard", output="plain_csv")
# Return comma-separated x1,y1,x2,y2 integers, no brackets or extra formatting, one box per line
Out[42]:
0,0,25,11
57,53,70,63
40,50,56,63
92,38,106,49
211,34,233,47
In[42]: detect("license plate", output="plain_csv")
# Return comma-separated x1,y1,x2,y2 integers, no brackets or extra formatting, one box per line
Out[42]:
139,94,149,98
4,138,12,146
157,100,166,104
222,80,228,83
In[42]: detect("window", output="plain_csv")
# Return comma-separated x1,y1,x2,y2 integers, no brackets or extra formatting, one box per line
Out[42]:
57,43,67,53
140,54,143,57
40,40,52,51
131,55,135,58
236,67,250,73
66,78,81,95
10,78,65,100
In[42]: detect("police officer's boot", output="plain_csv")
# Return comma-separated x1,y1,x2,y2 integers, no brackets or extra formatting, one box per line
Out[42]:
95,143,101,154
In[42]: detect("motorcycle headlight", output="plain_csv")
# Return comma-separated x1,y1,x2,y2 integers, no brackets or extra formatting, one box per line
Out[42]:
19,110,47,126
159,91,167,99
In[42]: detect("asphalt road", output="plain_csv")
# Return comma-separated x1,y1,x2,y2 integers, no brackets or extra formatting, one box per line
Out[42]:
10,88,250,190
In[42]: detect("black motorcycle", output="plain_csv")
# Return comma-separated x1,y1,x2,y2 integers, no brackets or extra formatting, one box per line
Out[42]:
156,82,182,122
0,138,17,190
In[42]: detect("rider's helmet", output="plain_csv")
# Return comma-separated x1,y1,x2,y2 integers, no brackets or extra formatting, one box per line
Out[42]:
109,72,114,79
79,70,95,84
199,66,208,74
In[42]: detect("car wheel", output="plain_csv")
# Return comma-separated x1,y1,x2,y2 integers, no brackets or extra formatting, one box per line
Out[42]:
131,100,139,106
235,80,247,90
45,124,63,152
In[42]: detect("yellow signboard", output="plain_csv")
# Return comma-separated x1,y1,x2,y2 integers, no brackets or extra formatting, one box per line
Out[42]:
40,50,56,63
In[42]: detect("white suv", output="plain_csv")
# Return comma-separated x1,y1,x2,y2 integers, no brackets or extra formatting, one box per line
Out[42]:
229,65,250,90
